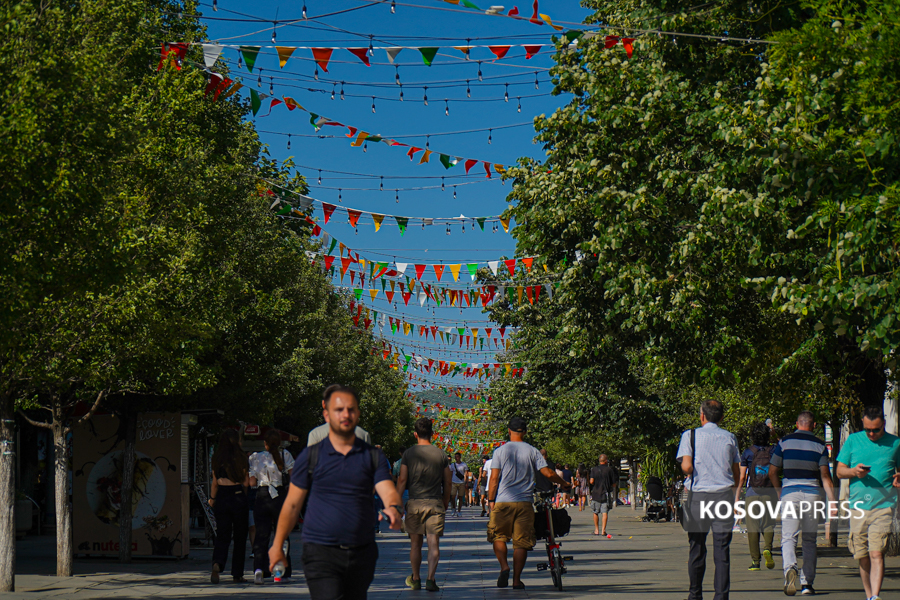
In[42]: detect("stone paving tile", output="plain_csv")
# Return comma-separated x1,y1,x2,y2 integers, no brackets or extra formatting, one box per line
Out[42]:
7,504,900,599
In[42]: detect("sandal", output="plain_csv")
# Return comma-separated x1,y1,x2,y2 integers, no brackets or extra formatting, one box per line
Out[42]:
512,582,526,590
497,569,510,588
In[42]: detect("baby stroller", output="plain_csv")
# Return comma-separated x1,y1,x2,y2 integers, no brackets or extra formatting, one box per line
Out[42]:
643,476,667,522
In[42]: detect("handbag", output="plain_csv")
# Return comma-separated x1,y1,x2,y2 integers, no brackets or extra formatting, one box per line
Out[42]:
680,428,696,532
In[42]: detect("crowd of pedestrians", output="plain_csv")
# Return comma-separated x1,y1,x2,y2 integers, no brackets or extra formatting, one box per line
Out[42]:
205,384,900,600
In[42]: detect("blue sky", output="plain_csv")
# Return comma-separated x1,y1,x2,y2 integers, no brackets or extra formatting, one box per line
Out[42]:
199,0,594,393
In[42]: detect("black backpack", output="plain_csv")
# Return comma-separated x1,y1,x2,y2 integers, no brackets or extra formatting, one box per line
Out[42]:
748,445,774,489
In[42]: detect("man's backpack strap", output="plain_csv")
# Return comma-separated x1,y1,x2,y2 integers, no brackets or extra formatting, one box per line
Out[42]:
371,447,380,473
306,441,381,486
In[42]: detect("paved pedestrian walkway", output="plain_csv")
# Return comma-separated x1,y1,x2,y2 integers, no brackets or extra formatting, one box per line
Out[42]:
5,505,896,599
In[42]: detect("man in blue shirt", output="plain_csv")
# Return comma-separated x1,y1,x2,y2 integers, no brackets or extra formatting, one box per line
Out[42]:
768,411,836,596
837,405,900,600
676,400,741,600
269,385,402,599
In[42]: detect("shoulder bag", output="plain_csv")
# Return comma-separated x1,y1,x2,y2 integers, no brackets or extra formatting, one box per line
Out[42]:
680,428,696,532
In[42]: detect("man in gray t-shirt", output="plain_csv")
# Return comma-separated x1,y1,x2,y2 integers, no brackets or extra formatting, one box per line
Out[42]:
487,417,570,590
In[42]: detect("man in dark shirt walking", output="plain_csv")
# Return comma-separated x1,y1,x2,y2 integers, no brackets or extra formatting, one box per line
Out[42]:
396,418,452,592
269,385,402,599
589,454,617,537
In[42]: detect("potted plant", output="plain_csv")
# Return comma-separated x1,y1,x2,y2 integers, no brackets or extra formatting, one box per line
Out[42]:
15,491,33,538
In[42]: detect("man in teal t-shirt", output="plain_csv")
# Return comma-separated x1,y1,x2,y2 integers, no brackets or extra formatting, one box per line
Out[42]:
836,406,900,600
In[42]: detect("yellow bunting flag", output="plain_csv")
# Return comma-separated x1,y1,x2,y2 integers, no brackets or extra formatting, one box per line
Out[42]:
501,217,510,233
369,289,379,301
276,46,296,68
404,322,411,335
283,96,304,111
372,213,385,232
494,164,506,175
517,285,523,305
449,264,462,281
351,131,368,147
419,149,433,164
540,13,564,30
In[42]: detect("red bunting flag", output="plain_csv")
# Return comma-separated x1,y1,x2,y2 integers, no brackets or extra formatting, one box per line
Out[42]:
508,7,519,15
158,42,189,71
324,256,335,270
312,48,333,71
347,48,371,66
504,259,516,275
622,38,635,58
489,45,511,60
605,35,620,49
415,264,427,280
521,257,533,272
464,159,478,174
500,327,506,338
434,264,445,281
483,162,492,178
529,0,541,24
341,257,353,276
533,284,541,302
347,209,362,227
403,292,412,305
407,147,423,160
322,203,336,224
524,45,541,59
526,286,534,304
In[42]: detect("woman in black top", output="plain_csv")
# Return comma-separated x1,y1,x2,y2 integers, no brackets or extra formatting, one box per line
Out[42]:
209,429,250,583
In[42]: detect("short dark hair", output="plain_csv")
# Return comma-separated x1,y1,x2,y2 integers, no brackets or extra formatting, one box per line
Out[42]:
414,418,433,439
323,384,359,406
863,405,885,422
750,421,770,446
701,400,725,424
454,452,461,457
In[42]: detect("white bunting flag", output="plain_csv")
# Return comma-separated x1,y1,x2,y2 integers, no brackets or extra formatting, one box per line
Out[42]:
202,43,224,68
488,261,499,276
385,47,403,64
396,262,408,275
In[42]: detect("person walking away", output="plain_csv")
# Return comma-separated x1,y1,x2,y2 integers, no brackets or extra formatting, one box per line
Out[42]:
395,418,452,592
767,411,836,596
449,453,468,516
480,456,493,517
738,421,777,572
269,385,402,599
209,429,250,584
466,469,476,507
836,405,900,600
249,430,296,585
677,400,740,600
575,464,589,511
561,465,574,507
590,455,618,537
487,417,570,590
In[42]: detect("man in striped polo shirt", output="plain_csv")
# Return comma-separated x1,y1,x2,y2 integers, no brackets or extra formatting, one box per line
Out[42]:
768,411,837,596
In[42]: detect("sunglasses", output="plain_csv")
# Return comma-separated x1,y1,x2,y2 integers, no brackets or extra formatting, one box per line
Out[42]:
864,428,883,433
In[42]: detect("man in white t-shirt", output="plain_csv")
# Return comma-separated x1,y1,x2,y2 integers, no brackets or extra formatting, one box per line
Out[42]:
449,453,468,517
479,456,493,517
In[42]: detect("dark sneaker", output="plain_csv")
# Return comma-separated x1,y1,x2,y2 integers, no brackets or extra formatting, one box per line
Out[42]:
784,566,799,596
800,585,815,595
497,569,510,588
749,562,761,571
211,563,220,584
425,579,439,592
405,575,421,590
764,549,775,570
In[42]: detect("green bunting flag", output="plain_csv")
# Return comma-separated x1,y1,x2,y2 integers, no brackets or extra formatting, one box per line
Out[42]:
461,0,480,8
328,238,337,254
395,216,408,235
354,288,363,300
419,47,439,66
439,154,457,169
250,88,261,116
467,263,478,279
476,217,486,231
309,112,319,127
240,46,261,72
507,287,515,303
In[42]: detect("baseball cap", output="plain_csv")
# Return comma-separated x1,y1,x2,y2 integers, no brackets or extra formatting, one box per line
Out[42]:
508,417,528,432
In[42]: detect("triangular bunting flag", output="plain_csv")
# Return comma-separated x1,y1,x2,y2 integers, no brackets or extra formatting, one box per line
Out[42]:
240,46,261,72
322,203,336,224
348,48,371,66
396,263,408,275
395,216,408,235
467,263,478,280
522,257,533,272
434,264,445,281
489,46,511,60
372,213,384,231
202,43,224,68
250,88,262,116
369,289,379,301
524,45,541,59
488,261,499,276
385,47,403,63
504,259,516,276
415,264,426,280
276,46,296,68
500,217,510,232
622,38,635,59
449,264,462,281
439,154,458,169
312,47,333,72
464,159,478,174
419,47,439,66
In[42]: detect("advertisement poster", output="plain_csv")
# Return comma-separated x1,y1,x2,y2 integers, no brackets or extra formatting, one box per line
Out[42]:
73,412,188,557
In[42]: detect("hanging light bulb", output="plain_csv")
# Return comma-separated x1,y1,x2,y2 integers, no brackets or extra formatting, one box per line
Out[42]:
395,66,401,86
488,129,492,144
453,187,457,199
504,83,509,102
425,135,430,150
331,83,335,99
380,176,384,191
363,141,367,152
441,177,445,191
391,0,396,13
534,71,539,89
422,221,425,230
477,61,483,81
517,97,521,112
287,134,291,149
371,97,376,113
446,224,451,235
368,36,375,57
462,222,466,233
238,55,243,69
340,82,345,100
213,0,217,11
399,84,404,101
302,3,307,19
445,100,449,116
396,190,399,202
338,189,342,202
318,170,322,185
423,87,428,105
271,23,277,44
269,76,274,94
257,70,262,87
466,80,471,98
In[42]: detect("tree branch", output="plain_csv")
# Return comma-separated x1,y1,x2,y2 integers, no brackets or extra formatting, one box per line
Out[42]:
17,410,52,430
66,389,107,434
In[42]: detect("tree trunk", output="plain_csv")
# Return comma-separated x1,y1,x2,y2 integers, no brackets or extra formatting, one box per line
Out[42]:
0,396,16,592
52,406,73,577
118,411,137,563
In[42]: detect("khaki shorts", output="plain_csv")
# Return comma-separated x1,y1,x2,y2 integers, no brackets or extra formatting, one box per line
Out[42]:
405,499,445,536
487,502,536,550
451,482,466,499
848,507,892,559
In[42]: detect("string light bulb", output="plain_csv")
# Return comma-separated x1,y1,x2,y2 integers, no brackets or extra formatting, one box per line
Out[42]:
338,189,342,202
286,134,291,149
238,55,242,69
396,190,399,202
399,85,404,101
257,69,262,87
504,83,509,102
425,135,430,149
423,87,428,105
466,80,471,98
441,177,445,191
391,0,396,12
371,97,376,113
446,224,451,235
477,61,483,81
213,0,217,11
395,66,401,86
535,71,540,89
318,170,322,185
517,97,521,112
380,176,384,191
340,82,345,100
302,3,307,19
368,36,374,57
453,187,457,199
314,65,319,80
269,77,274,94
445,100,449,116
363,141,367,152
488,129,492,144
271,23,277,44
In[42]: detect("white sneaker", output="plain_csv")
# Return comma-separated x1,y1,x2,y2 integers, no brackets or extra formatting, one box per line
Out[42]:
254,569,263,585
